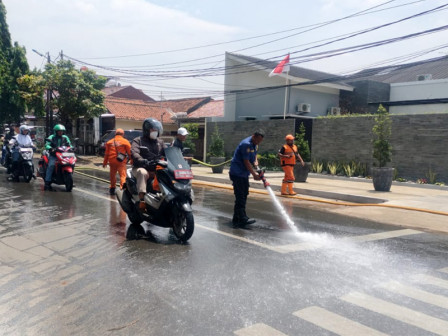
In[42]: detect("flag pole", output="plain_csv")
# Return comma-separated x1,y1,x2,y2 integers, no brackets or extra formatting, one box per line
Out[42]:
283,71,289,120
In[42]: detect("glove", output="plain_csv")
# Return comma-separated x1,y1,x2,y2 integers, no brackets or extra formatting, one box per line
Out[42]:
143,159,155,170
157,160,168,168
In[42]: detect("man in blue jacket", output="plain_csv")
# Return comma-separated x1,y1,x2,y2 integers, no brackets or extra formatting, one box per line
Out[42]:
229,130,264,227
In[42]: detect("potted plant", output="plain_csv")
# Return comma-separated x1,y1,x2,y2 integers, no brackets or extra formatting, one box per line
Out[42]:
294,122,311,182
371,104,394,191
208,125,225,173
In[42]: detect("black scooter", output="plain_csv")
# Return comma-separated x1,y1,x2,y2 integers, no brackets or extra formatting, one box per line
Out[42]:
116,146,195,242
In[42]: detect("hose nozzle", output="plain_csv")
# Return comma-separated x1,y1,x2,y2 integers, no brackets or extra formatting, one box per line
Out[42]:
257,168,270,188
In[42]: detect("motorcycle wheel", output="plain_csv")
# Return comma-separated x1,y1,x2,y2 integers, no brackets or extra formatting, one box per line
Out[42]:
126,223,146,240
64,172,73,192
171,210,194,242
23,165,33,183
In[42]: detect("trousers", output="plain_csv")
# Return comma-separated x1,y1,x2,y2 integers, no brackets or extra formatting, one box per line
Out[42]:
229,174,249,218
282,165,295,183
109,161,127,189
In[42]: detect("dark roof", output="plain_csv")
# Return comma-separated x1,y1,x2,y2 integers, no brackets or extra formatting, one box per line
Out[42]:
102,86,155,102
227,52,352,89
352,55,448,83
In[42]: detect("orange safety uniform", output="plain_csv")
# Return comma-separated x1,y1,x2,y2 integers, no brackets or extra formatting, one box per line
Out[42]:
103,135,132,189
280,144,298,183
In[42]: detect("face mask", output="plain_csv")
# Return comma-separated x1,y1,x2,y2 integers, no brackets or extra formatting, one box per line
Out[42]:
150,131,158,140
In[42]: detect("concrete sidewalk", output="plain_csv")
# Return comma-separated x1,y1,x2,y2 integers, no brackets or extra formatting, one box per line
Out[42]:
190,165,448,233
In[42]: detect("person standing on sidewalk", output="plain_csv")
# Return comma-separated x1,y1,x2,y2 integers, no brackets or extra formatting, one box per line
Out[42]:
229,130,264,226
278,134,304,195
103,128,132,195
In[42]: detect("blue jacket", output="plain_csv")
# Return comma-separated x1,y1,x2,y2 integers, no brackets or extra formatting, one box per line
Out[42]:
229,136,258,178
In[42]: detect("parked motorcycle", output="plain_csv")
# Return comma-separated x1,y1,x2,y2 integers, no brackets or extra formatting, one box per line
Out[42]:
8,145,35,182
38,145,77,192
116,146,195,242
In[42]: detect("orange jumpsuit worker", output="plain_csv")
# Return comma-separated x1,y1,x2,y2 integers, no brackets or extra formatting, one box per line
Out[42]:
278,134,305,195
103,128,132,195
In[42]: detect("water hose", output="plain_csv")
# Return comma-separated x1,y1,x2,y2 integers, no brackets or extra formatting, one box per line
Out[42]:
191,158,232,167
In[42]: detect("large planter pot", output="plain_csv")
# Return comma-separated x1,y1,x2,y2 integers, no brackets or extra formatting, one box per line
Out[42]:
294,162,311,182
210,156,225,174
372,167,394,191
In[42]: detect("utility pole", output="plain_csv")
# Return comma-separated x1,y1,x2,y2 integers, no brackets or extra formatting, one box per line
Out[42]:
33,49,52,137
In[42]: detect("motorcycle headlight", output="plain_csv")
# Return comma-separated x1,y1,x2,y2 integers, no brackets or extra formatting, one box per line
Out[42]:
173,182,191,194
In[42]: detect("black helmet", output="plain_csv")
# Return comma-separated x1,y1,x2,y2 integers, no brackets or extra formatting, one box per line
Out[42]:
142,118,163,138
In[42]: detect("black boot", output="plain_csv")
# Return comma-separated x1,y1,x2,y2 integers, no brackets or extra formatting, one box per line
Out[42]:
242,210,256,225
109,187,116,195
44,181,53,191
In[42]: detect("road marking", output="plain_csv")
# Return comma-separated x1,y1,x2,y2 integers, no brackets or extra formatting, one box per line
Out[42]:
341,291,448,336
293,306,388,336
414,274,448,290
379,280,448,309
234,323,288,336
196,224,286,253
75,187,119,203
341,229,422,243
438,267,448,274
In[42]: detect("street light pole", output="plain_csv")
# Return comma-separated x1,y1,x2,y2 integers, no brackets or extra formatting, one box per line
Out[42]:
32,49,52,137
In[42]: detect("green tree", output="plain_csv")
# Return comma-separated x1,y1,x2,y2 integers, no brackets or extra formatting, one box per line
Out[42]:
182,123,199,154
295,122,311,162
0,1,30,125
372,104,392,167
43,60,107,133
16,72,45,117
208,124,225,158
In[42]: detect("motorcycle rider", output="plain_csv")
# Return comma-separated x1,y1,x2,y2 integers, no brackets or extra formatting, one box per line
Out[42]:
131,118,166,211
8,125,35,181
1,126,14,168
44,124,72,191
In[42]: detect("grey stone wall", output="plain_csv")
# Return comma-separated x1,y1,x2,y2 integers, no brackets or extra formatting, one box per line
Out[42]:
312,113,448,182
206,120,295,157
340,80,390,114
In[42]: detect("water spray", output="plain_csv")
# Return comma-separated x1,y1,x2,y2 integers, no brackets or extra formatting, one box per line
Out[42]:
257,168,298,234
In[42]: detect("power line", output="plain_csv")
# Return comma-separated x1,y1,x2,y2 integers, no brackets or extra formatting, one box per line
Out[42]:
64,3,448,78
76,0,403,60
66,22,448,81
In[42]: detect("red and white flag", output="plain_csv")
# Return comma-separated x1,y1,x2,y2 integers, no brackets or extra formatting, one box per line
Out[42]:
268,54,290,77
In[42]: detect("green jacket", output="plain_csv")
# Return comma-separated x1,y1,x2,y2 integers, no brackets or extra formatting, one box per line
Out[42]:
45,134,72,151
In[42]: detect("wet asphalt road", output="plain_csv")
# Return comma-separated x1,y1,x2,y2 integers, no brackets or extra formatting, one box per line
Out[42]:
1,167,448,336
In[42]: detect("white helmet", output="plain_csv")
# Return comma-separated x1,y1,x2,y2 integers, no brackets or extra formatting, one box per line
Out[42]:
19,125,30,135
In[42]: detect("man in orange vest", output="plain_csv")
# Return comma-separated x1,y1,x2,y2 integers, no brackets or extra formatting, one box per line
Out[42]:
103,128,132,195
278,134,305,195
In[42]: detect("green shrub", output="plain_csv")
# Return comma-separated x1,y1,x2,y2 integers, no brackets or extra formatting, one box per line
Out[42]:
343,163,355,177
372,104,392,167
208,125,225,158
258,152,280,170
295,122,311,162
312,160,323,173
327,161,339,175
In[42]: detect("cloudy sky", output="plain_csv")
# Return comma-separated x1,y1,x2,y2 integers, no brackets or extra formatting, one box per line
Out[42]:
3,0,448,99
